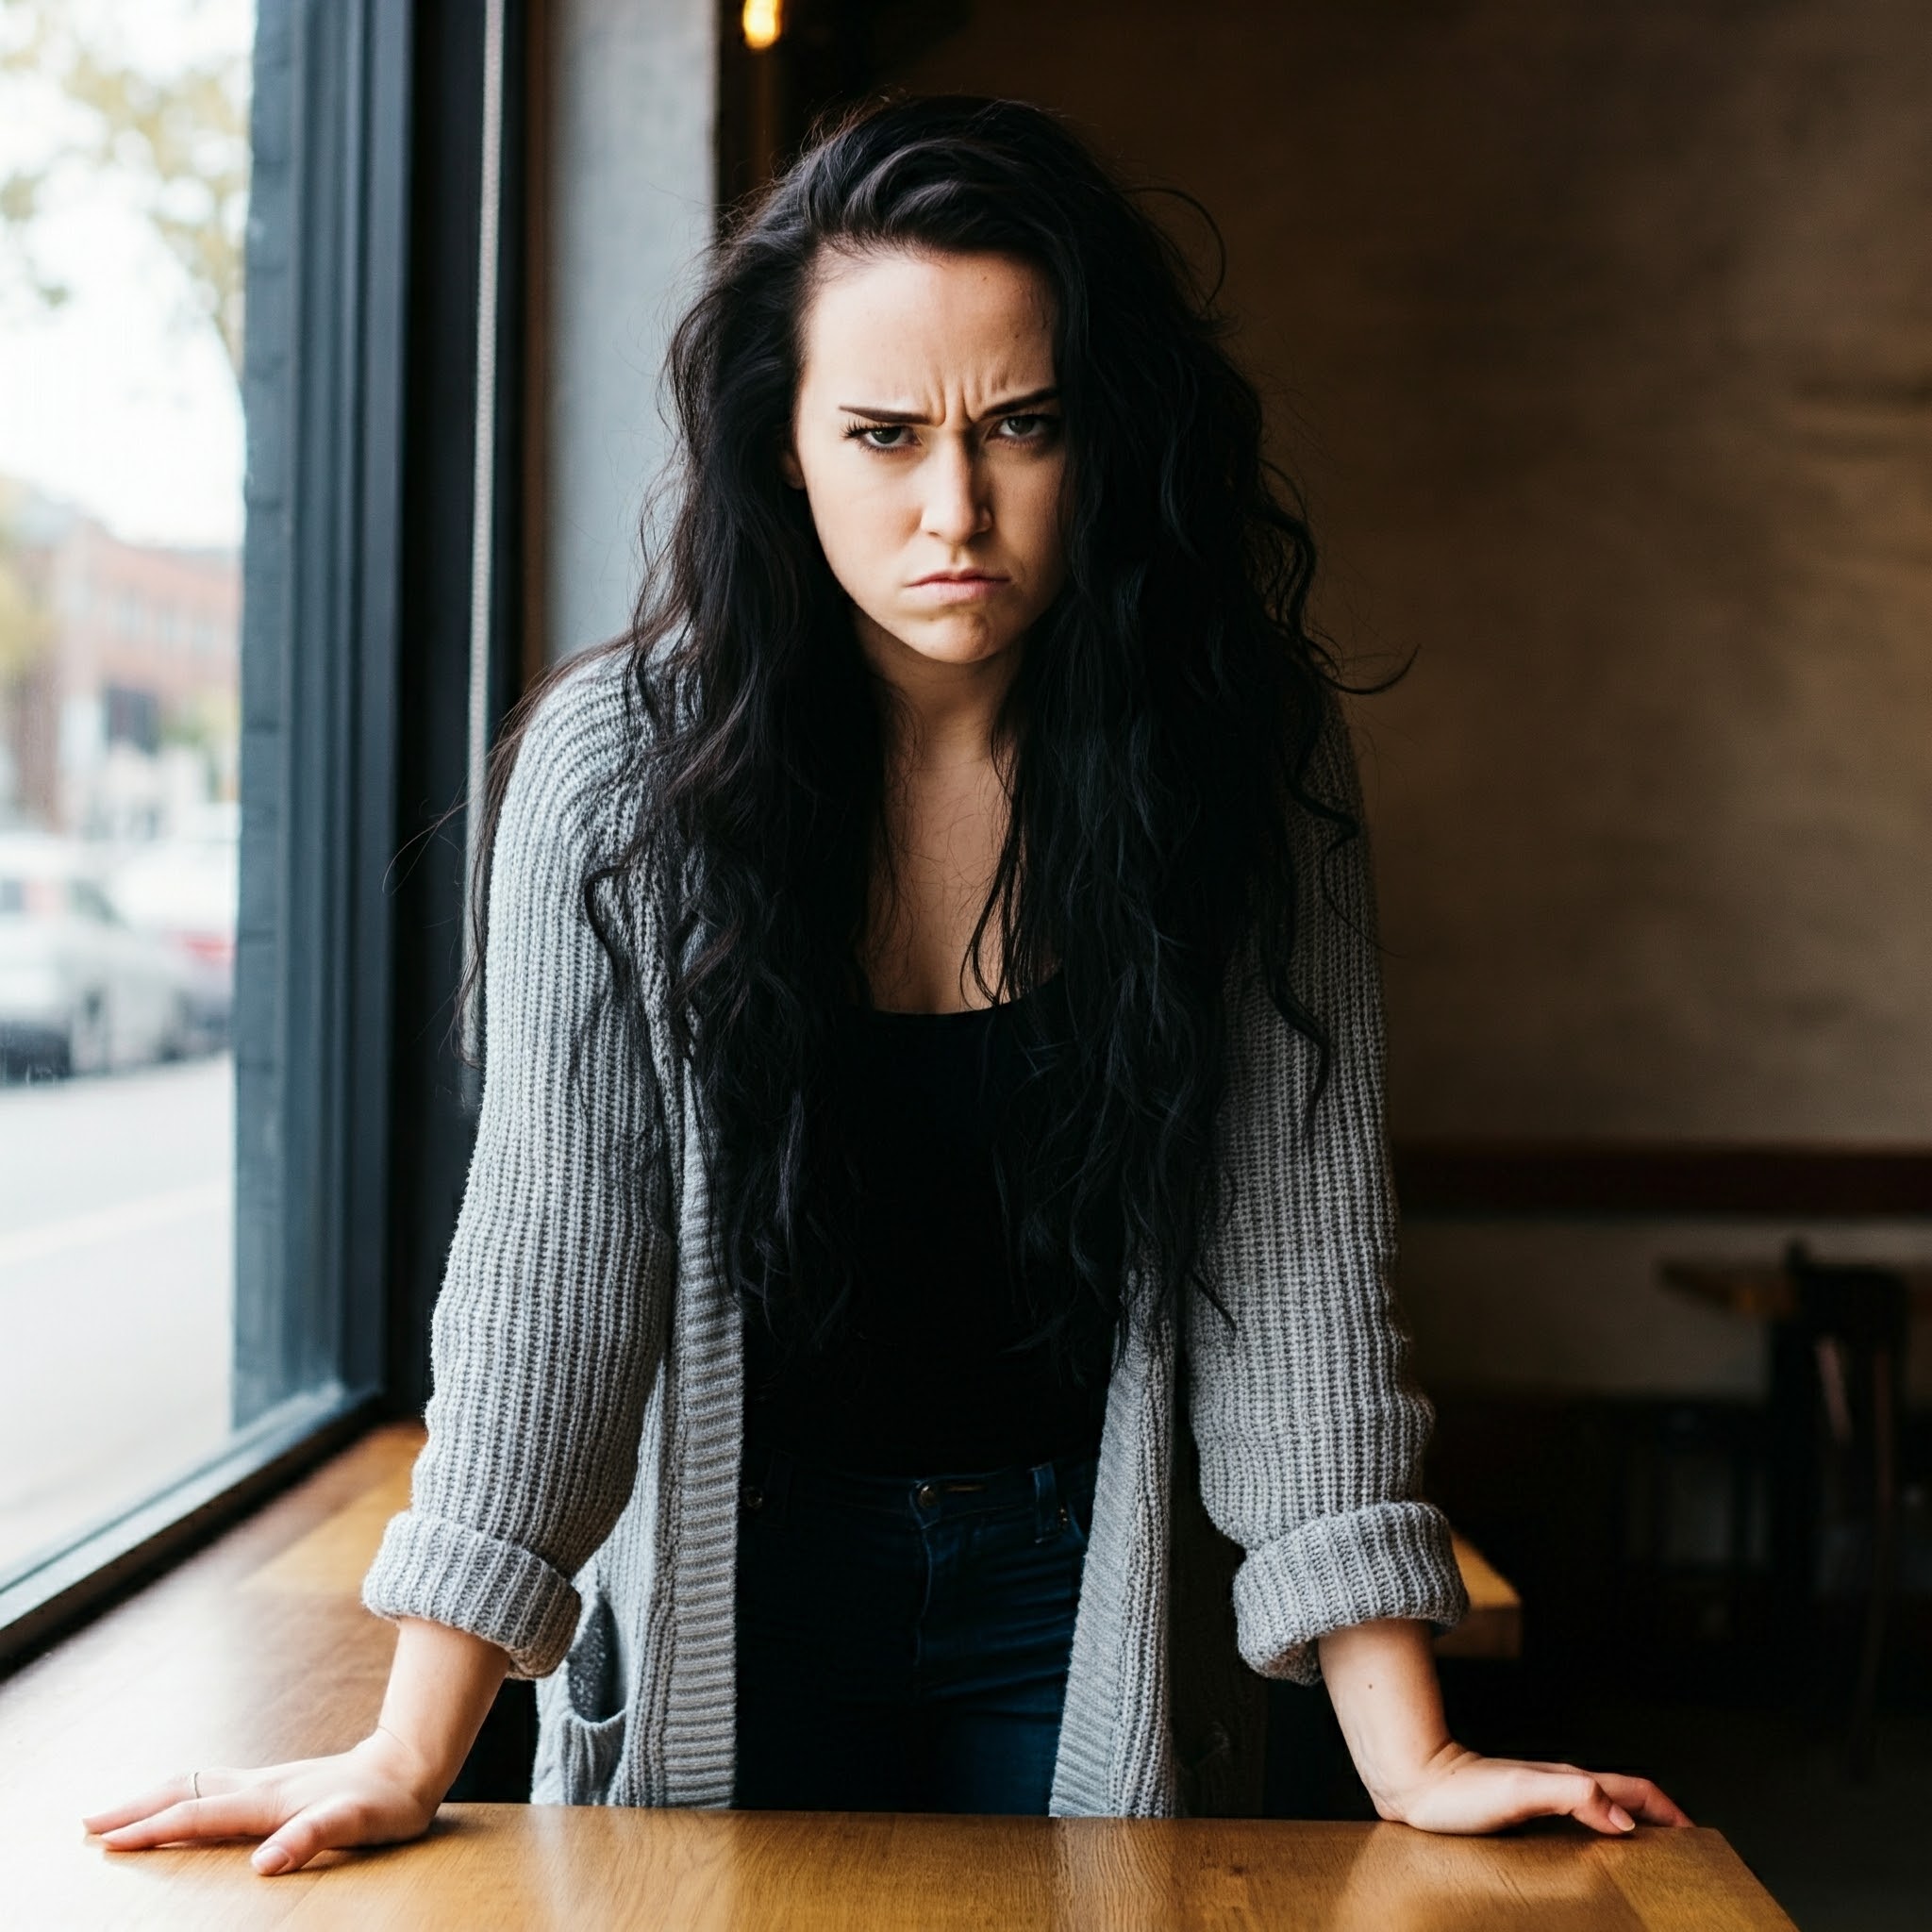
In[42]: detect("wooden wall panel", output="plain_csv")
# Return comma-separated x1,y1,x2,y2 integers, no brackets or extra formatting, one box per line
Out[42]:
888,0,1932,1146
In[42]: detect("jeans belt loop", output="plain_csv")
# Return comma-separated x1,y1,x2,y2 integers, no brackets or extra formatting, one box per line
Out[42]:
1031,1459,1058,1542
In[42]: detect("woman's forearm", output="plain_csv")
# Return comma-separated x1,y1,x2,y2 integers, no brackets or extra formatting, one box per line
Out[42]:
372,1617,513,1802
1316,1616,1457,1814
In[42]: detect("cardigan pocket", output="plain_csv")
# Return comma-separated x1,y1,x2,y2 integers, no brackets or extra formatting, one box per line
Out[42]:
552,1699,628,1806
556,1585,629,1803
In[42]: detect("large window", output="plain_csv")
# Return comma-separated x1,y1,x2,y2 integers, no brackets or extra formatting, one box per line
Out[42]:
0,0,519,1665
0,0,256,1581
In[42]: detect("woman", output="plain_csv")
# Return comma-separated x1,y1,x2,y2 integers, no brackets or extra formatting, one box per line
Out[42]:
85,94,1687,1873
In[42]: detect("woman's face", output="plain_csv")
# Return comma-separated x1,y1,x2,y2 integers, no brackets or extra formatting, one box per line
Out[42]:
783,246,1068,683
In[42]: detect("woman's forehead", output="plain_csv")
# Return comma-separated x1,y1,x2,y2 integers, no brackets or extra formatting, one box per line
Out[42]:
797,247,1058,406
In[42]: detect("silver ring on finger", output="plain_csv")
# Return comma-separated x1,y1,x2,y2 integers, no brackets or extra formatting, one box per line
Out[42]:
192,1769,202,1799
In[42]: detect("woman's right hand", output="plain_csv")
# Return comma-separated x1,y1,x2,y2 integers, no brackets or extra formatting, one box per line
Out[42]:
81,1724,447,1875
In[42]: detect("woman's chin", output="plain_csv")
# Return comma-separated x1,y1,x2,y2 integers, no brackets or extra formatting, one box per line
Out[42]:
868,613,1026,672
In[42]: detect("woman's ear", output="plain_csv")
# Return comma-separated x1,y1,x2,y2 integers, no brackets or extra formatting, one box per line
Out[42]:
778,441,806,491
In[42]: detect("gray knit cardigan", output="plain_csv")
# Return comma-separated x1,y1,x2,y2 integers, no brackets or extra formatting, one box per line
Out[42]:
360,643,1468,1816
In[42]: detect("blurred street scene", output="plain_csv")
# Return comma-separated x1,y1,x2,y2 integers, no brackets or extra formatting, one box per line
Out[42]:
0,0,251,1579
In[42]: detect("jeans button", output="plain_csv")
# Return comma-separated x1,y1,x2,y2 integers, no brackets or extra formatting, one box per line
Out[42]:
915,1481,937,1509
741,1484,763,1511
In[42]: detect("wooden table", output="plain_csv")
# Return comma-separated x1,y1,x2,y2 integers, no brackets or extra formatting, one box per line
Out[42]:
1440,1532,1521,1661
0,1425,1788,1928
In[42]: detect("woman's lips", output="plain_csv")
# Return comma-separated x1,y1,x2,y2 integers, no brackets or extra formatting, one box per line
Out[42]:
908,572,1009,601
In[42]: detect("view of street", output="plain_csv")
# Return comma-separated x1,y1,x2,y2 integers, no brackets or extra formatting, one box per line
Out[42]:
0,1,249,1586
0,1054,232,1577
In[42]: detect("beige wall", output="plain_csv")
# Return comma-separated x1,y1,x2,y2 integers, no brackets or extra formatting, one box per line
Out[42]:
890,1,1932,1391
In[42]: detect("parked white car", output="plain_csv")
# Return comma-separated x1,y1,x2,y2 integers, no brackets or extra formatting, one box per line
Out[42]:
106,831,239,1046
0,834,198,1077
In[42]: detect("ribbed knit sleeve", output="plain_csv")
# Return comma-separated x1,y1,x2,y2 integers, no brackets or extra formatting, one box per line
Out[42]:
1184,701,1467,1687
360,654,674,1680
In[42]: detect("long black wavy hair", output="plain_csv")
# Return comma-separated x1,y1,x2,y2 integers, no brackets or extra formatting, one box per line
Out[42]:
477,94,1360,1380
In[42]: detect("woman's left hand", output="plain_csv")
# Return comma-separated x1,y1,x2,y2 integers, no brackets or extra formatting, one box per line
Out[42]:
1318,1619,1693,1837
1369,1739,1693,1837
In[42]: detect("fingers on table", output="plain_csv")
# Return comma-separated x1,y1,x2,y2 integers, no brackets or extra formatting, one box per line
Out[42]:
1594,1770,1694,1827
1516,1759,1690,1834
95,1787,278,1852
1514,1768,1637,1836
80,1774,203,1835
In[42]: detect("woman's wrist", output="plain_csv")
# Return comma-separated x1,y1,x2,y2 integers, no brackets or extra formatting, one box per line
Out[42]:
353,1724,453,1812
1359,1735,1477,1823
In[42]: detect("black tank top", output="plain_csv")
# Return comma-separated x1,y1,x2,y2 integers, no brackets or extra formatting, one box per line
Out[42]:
741,980,1112,1474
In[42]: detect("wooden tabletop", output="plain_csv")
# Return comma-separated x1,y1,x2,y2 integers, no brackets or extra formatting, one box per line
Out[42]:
14,1806,1792,1929
0,1423,1789,1928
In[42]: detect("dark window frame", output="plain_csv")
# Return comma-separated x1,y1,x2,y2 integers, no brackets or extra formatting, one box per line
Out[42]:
0,0,525,1674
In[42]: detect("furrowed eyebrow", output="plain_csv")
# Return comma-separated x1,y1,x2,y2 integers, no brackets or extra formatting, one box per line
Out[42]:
836,387,1061,425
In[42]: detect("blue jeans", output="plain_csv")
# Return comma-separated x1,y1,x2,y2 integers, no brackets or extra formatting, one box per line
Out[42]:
733,1441,1100,1814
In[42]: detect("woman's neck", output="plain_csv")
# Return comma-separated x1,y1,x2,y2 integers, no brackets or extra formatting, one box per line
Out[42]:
855,607,1019,780
849,619,1021,1011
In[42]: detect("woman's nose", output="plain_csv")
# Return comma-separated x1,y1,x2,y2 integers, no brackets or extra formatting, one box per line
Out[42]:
920,442,991,544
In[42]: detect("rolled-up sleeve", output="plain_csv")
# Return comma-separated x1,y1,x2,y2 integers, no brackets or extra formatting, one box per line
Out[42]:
1186,702,1467,1686
360,663,673,1679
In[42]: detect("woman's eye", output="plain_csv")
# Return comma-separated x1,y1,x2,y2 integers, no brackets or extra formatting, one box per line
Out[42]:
845,423,911,450
996,413,1058,443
